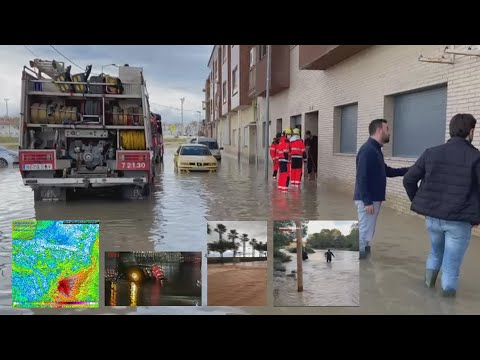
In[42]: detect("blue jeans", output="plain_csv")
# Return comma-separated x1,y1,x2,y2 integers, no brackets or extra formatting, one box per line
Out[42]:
425,217,472,291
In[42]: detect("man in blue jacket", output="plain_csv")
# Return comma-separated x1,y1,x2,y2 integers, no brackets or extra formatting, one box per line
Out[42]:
354,119,410,259
403,113,480,297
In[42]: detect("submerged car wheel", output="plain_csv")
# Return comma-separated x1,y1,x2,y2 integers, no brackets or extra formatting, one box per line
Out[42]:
0,158,8,168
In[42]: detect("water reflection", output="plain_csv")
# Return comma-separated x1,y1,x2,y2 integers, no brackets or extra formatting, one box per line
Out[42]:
105,251,201,307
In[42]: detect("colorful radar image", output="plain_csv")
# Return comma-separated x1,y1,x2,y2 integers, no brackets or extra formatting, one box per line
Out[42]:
12,220,99,308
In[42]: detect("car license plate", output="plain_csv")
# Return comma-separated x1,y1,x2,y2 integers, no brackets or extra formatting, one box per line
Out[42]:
23,163,53,170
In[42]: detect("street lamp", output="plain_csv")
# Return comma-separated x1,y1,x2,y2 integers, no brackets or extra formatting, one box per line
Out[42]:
4,98,9,137
264,45,272,181
101,63,119,73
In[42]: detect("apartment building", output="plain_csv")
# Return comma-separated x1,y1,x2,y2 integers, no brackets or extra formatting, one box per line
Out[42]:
204,45,290,163
254,44,480,220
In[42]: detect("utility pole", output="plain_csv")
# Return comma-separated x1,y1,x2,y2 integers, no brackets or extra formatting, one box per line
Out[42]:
295,220,304,292
196,110,201,136
180,97,185,136
264,45,272,181
4,98,10,137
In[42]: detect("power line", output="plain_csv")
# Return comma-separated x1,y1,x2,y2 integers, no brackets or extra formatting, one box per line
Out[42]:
49,45,85,71
24,45,39,57
150,101,201,113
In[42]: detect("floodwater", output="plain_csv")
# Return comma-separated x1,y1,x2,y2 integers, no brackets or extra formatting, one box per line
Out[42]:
274,250,359,307
2,143,480,314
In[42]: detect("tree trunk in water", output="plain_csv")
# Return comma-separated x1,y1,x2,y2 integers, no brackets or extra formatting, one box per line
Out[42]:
295,220,303,292
243,243,246,257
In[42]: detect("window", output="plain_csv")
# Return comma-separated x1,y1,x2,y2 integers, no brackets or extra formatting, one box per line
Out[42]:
199,141,219,150
392,85,447,158
338,103,358,154
214,61,218,79
180,146,211,156
249,47,256,68
259,45,267,59
244,126,248,146
223,45,227,62
222,81,227,104
232,66,238,95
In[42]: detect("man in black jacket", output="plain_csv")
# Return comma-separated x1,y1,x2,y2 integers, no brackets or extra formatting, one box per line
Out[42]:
354,119,410,259
403,113,480,297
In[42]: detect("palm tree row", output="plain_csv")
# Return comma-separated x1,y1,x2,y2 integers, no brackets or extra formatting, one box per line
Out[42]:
207,223,267,258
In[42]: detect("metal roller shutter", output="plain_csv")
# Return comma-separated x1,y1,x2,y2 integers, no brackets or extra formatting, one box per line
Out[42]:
393,85,447,158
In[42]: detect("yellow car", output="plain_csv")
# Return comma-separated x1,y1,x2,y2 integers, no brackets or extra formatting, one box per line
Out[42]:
174,144,218,172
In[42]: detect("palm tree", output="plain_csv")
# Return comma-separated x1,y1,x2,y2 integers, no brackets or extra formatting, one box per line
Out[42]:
240,234,249,257
249,238,258,257
207,241,231,263
214,223,227,242
227,229,239,257
255,241,267,257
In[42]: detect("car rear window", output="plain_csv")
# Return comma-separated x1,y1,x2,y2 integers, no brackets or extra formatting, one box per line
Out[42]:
181,147,212,156
199,141,219,150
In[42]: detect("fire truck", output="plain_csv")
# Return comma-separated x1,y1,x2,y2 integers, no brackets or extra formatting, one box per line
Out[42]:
18,59,160,201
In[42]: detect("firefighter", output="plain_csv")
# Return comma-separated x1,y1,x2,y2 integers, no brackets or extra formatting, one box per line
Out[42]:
289,128,306,187
270,134,280,179
277,128,292,192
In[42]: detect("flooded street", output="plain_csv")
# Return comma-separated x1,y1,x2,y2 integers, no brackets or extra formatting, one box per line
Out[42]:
2,143,480,314
274,250,359,307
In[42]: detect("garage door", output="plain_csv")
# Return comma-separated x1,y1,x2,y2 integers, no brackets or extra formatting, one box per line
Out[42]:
340,104,358,154
393,85,447,158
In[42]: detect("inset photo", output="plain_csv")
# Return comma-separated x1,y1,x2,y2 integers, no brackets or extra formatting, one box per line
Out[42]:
105,251,201,306
273,220,359,307
12,220,100,308
207,221,267,306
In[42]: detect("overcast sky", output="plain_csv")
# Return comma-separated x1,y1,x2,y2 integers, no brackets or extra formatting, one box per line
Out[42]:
0,45,212,123
208,221,267,257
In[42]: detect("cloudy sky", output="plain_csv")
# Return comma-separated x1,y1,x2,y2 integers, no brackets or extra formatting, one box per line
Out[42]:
0,45,212,123
306,221,357,237
208,221,267,257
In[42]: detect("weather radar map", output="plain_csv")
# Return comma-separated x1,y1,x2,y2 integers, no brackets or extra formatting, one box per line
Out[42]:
12,220,99,308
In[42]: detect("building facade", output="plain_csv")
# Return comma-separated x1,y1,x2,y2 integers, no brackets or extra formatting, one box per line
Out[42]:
205,45,480,222
254,45,480,220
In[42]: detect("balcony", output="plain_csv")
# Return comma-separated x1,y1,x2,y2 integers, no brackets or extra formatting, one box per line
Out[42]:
248,45,290,99
299,45,371,70
249,66,256,96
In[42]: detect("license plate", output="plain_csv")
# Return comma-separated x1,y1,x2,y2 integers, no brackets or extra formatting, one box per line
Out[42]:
119,162,147,170
23,164,53,171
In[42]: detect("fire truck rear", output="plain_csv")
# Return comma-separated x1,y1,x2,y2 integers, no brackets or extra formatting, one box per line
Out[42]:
18,59,156,201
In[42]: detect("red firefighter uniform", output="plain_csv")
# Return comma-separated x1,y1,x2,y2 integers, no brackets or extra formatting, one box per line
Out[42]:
270,140,279,179
289,130,306,186
277,129,292,191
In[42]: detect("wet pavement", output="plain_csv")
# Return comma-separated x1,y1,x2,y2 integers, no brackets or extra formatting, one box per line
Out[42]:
274,250,359,307
1,144,480,314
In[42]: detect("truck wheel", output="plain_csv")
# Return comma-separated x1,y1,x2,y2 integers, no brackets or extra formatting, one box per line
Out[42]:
121,185,145,200
34,187,67,201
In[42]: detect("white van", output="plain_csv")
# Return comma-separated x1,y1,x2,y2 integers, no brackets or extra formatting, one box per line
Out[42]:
190,137,223,160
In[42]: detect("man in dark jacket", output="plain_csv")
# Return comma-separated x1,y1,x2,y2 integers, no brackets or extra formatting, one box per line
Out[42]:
403,113,480,297
354,119,410,259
